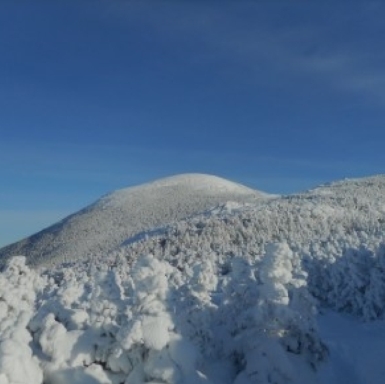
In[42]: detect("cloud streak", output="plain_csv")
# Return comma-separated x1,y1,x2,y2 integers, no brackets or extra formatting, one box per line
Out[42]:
109,2,385,105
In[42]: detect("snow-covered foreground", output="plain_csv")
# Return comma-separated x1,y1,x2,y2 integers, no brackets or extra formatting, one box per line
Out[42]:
2,244,385,384
318,311,385,384
2,173,385,383
0,245,326,384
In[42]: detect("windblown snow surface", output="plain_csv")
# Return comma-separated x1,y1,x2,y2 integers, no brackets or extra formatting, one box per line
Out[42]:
2,174,385,384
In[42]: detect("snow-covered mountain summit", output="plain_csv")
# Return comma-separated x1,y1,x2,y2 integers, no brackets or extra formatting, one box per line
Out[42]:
0,173,267,267
114,173,262,195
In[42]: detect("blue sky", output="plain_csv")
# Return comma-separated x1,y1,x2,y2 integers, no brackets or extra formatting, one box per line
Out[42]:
1,1,385,246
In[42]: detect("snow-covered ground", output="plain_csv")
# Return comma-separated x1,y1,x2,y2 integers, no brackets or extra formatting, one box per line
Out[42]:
1,173,385,383
318,310,385,384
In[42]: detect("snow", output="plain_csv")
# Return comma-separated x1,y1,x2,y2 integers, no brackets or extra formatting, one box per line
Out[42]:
318,311,385,384
1,173,385,383
0,245,324,384
110,174,261,197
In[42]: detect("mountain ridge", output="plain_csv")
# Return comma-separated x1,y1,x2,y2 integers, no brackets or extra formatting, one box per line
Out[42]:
0,173,268,266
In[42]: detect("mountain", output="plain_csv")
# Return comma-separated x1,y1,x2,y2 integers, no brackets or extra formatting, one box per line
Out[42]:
0,173,268,267
2,174,385,384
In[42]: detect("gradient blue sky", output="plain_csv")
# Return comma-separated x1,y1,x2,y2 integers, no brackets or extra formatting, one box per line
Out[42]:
1,1,385,246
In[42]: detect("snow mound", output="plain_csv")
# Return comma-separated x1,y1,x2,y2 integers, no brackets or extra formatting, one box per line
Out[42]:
0,174,267,267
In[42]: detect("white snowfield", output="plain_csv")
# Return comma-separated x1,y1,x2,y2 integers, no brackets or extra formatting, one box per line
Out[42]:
1,173,385,384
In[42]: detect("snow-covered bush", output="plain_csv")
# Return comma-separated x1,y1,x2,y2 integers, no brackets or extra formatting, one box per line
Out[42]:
0,241,328,384
306,242,385,320
0,257,44,384
216,243,326,384
25,254,214,384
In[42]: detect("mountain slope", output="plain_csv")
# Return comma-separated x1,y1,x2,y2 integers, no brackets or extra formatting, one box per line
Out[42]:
107,174,385,320
0,173,267,267
112,174,385,262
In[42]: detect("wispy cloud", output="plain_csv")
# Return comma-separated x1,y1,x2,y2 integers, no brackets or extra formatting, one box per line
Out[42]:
108,2,385,105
